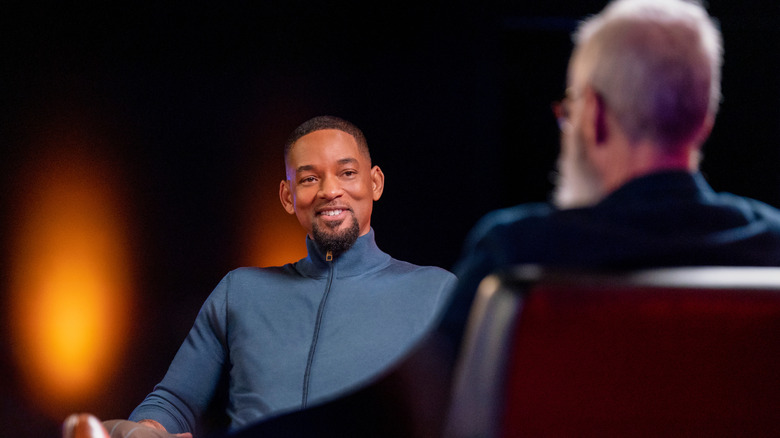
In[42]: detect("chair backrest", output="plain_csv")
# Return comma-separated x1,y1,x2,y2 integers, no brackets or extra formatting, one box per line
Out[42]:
445,266,780,438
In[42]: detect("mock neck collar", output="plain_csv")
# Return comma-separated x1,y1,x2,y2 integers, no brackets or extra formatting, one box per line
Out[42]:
295,228,392,278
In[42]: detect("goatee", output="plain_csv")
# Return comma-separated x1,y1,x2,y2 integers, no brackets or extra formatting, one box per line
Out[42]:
312,215,360,258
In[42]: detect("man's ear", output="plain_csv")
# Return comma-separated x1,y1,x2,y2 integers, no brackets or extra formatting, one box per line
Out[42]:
594,92,608,144
370,165,385,201
582,86,608,146
279,180,296,214
693,114,714,147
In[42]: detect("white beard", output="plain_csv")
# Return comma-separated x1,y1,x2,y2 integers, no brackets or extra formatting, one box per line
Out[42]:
552,130,606,210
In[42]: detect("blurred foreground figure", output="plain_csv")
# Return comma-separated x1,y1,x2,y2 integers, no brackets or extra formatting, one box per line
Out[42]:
63,414,109,438
444,0,780,358
90,116,455,437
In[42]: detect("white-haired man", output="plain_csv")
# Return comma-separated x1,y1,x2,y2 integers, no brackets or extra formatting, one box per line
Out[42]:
444,0,780,352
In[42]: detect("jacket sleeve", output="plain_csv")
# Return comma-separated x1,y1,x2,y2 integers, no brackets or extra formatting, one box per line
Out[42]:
128,273,231,434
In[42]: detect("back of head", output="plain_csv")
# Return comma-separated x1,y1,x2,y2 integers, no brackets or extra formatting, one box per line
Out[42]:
573,0,722,150
284,115,370,164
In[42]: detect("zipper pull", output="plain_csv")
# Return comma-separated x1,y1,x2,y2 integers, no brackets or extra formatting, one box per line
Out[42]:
326,250,333,262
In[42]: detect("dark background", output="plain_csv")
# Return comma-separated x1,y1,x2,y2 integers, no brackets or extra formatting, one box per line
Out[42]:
2,1,779,436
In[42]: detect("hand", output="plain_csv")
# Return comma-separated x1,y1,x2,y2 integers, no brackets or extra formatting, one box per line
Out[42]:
63,414,109,438
102,419,193,438
62,413,192,438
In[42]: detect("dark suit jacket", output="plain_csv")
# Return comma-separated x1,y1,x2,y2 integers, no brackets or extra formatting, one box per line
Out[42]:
443,170,780,354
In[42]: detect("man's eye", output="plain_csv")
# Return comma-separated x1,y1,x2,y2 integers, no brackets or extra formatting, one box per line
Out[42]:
342,170,357,177
300,176,317,184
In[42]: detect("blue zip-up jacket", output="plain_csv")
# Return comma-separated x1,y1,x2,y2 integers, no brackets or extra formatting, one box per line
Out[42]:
129,229,457,433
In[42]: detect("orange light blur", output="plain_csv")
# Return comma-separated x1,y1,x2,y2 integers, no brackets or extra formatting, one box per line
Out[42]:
10,140,133,418
244,205,308,267
241,155,307,267
236,115,308,268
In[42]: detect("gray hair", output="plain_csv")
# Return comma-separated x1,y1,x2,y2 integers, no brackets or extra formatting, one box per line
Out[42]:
573,0,723,149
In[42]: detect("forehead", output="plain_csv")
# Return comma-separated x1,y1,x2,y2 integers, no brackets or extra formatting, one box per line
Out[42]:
567,49,585,87
286,129,367,169
568,41,599,88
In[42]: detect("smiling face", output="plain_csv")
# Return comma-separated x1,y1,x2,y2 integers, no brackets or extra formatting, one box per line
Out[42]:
279,129,384,255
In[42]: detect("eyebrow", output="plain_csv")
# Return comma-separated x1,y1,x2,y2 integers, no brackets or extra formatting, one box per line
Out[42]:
295,158,359,173
337,157,359,166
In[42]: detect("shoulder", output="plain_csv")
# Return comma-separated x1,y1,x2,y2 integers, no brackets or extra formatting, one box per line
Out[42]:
715,192,780,221
210,265,301,295
379,260,457,304
226,265,290,279
466,202,555,248
383,258,456,282
219,265,285,282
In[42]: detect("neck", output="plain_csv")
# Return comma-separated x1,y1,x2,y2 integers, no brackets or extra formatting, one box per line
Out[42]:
601,139,700,195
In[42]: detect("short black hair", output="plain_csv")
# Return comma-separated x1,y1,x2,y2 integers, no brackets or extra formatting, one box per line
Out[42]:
284,115,370,163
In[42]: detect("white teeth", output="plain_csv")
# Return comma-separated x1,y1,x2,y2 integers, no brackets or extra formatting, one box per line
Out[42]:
322,209,343,216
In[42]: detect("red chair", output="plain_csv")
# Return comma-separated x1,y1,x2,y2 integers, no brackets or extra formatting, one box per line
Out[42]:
445,266,780,438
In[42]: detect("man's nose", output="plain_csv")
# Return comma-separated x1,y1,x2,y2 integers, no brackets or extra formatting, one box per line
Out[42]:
318,175,344,199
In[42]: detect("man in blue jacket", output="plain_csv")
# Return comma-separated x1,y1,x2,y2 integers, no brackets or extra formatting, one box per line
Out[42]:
103,115,456,437
444,0,780,359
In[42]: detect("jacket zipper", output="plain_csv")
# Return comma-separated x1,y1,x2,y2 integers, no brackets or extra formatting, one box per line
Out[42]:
302,250,334,407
